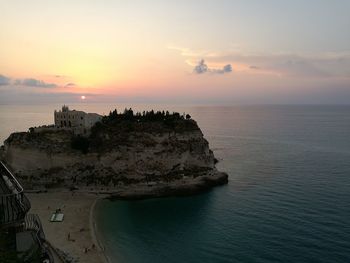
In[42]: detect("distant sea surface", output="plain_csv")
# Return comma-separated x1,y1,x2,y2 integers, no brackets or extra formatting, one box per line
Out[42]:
1,104,350,262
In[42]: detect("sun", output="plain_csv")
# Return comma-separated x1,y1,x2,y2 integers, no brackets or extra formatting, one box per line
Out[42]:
80,95,86,100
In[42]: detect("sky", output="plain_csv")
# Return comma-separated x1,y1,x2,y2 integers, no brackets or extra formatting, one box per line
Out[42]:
1,0,350,104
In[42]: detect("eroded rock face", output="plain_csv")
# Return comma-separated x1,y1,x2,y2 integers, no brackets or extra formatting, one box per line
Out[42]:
2,122,223,190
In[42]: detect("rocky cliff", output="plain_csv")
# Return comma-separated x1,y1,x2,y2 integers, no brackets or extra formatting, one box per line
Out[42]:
1,110,228,197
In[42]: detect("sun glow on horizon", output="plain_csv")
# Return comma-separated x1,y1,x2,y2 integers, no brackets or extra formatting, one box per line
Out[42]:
1,1,349,104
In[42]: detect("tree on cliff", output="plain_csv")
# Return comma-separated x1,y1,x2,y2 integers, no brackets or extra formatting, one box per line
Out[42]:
71,135,90,154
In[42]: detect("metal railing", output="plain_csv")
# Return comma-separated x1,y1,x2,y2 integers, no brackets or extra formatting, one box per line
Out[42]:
0,161,31,226
17,214,54,262
24,214,46,241
0,162,54,262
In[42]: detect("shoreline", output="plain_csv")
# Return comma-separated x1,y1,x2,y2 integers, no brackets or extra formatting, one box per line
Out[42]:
90,198,111,263
27,174,228,262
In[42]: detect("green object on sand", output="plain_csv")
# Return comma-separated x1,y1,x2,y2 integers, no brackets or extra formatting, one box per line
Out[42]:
50,213,64,222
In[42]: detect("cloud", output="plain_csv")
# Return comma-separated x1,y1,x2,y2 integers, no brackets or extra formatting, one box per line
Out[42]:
53,74,70,79
223,64,233,72
213,64,232,74
194,59,209,74
0,74,94,104
19,78,57,88
172,46,350,78
272,59,330,78
168,46,225,58
64,82,76,88
0,89,101,104
193,60,232,75
0,74,64,89
0,75,11,86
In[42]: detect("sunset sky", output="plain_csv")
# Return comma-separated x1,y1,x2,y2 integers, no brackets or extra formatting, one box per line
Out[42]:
1,0,350,104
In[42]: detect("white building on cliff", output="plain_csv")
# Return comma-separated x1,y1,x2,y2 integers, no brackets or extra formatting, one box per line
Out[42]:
54,105,102,133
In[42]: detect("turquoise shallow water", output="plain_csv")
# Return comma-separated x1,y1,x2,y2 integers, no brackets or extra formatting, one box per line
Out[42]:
95,105,350,263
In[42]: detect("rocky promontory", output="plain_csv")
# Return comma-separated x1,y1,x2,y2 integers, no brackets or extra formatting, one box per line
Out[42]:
1,108,228,198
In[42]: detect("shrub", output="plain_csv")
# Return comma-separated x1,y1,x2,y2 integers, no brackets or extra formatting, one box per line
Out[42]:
71,135,90,154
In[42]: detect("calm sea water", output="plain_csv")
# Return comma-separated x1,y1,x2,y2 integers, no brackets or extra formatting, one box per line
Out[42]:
1,104,350,262
94,105,350,263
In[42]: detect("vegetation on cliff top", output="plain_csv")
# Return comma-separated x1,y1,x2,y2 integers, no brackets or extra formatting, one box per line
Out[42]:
99,108,195,132
68,108,200,153
4,108,200,154
87,108,199,152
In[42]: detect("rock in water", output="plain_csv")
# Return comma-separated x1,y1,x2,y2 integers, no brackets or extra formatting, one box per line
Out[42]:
1,110,228,198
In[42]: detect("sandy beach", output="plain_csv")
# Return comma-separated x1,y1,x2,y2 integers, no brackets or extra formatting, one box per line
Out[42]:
27,191,106,263
24,175,228,262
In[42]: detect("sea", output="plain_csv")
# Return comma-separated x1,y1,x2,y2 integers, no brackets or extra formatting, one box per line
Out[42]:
1,104,350,263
